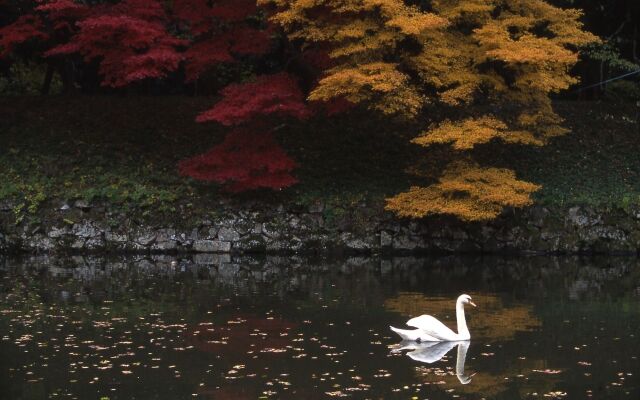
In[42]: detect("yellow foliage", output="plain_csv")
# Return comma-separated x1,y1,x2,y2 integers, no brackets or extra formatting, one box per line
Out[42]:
385,162,540,221
309,63,423,115
434,0,494,19
409,30,482,106
263,0,597,220
481,33,578,64
386,13,448,36
261,0,443,117
413,116,544,149
328,30,400,58
515,69,578,93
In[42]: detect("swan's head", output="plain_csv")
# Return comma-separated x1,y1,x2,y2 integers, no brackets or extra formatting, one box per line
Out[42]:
458,294,476,307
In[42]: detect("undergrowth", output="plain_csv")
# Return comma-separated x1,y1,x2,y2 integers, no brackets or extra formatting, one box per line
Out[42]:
1,96,639,225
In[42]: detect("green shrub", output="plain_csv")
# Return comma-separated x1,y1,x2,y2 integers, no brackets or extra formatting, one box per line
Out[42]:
603,80,640,102
0,61,62,95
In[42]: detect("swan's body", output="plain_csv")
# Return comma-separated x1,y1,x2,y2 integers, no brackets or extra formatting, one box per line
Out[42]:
390,294,476,342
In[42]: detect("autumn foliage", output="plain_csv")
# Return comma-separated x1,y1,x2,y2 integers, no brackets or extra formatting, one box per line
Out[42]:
175,0,274,82
195,73,310,125
178,127,299,192
0,14,48,58
0,0,274,87
0,0,598,219
181,73,309,191
46,0,185,87
385,162,541,221
262,0,597,220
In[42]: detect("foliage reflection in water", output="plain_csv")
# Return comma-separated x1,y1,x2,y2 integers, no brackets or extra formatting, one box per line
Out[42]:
0,255,638,399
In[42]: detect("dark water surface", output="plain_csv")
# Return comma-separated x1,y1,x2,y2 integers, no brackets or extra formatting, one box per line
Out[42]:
0,255,639,400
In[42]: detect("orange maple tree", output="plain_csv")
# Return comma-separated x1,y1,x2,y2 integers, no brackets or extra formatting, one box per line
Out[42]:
261,0,598,220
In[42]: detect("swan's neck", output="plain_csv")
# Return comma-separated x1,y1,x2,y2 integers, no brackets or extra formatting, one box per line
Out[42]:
456,300,470,340
456,341,470,376
456,341,472,384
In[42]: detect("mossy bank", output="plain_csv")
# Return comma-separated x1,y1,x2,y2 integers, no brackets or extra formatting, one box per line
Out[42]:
1,96,640,255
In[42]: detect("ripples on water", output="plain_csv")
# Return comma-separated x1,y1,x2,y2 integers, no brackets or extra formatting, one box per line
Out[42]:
0,255,638,399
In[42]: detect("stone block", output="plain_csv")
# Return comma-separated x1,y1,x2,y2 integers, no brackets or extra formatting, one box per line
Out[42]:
380,231,392,247
217,227,240,242
193,240,231,253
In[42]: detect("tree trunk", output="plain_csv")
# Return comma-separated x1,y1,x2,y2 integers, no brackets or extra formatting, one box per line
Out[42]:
41,63,54,94
637,101,640,134
633,25,638,63
59,59,77,94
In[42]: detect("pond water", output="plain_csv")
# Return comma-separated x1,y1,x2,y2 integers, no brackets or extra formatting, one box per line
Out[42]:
0,255,639,400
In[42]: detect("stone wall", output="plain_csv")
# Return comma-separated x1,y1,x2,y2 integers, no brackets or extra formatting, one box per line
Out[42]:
1,199,640,254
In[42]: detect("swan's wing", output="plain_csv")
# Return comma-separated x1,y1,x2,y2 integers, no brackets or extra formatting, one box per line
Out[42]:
407,341,457,363
406,314,457,340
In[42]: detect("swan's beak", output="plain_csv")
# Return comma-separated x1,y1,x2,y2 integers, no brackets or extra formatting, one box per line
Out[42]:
469,301,476,307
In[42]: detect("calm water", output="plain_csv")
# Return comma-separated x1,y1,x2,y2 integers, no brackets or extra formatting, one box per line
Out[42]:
0,255,639,400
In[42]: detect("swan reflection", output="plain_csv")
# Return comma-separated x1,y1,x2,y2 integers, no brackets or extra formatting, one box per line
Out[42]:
392,340,473,384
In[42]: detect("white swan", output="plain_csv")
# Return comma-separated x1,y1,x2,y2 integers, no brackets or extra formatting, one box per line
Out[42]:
390,294,476,342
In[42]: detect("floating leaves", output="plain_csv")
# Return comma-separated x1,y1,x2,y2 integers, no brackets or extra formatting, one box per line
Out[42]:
533,369,564,375
1,258,639,399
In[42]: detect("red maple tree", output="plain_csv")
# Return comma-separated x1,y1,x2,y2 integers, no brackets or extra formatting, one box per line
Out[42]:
44,0,185,87
178,126,299,192
180,72,311,191
175,0,273,82
196,73,310,125
170,1,310,192
1,0,333,193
